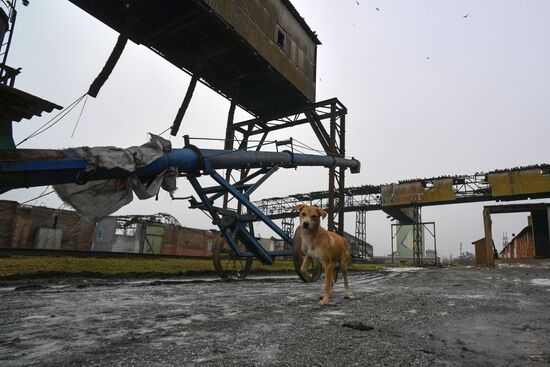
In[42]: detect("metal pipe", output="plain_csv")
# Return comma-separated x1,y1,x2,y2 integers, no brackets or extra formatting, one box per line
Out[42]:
0,147,360,191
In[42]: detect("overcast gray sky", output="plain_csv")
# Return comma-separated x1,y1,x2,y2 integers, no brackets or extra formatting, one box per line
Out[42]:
2,0,549,257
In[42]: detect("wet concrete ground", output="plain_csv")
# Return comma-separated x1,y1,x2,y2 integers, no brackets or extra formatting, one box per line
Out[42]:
1,262,550,366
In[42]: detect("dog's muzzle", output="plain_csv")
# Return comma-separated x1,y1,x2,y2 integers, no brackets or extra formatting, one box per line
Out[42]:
302,222,310,229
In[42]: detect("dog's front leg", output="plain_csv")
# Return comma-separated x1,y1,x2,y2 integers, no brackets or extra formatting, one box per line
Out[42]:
320,261,333,305
300,254,312,283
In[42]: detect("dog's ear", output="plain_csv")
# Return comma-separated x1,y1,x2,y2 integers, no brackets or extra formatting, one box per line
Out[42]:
293,204,306,213
317,208,328,219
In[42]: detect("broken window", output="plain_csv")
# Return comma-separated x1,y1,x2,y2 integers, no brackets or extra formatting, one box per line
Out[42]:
277,26,286,48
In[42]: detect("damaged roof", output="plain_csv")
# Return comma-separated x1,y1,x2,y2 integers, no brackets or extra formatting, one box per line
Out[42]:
0,84,62,124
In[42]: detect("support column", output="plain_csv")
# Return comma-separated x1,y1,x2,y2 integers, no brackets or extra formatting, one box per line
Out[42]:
483,207,495,266
412,205,423,265
337,113,346,234
327,101,346,235
223,99,237,209
355,210,367,258
327,103,336,233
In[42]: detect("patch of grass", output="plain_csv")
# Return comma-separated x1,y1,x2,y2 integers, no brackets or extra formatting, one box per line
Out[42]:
0,255,407,278
0,256,215,278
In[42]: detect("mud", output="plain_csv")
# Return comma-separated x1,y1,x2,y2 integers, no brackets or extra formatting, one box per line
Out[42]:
1,262,550,366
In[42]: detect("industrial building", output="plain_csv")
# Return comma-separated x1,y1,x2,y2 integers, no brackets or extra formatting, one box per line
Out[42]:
0,200,215,257
498,205,550,259
0,200,96,251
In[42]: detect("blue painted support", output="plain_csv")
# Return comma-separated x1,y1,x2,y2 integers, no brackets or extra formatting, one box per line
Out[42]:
235,225,274,265
0,159,87,172
188,173,275,264
209,171,294,245
207,168,269,203
187,175,243,257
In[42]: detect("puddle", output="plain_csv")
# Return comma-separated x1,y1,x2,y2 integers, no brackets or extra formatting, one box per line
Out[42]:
531,279,550,287
322,310,346,316
446,294,486,300
383,267,423,273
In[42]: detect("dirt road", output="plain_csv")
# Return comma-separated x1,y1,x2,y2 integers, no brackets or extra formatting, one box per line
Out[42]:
1,262,550,366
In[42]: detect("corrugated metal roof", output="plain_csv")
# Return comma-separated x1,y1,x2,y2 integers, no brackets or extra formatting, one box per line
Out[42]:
0,84,61,124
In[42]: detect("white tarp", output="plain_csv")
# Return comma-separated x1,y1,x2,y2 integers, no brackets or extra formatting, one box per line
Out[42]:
54,134,177,219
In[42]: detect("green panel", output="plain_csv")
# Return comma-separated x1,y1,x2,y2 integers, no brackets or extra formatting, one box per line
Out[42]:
145,226,164,236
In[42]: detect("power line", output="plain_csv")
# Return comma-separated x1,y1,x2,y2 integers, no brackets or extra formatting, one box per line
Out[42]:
16,93,87,147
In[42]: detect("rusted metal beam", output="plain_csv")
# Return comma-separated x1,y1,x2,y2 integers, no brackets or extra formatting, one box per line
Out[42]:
87,33,128,98
223,99,237,208
306,110,331,154
170,74,199,136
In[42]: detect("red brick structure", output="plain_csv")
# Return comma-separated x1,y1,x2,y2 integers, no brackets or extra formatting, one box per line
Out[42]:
500,217,536,259
1,200,215,257
161,225,214,257
0,200,95,250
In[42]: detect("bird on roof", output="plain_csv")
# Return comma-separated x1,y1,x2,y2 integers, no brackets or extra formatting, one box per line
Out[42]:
463,14,469,18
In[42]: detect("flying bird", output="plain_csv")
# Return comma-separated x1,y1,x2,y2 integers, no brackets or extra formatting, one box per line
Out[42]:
356,1,360,5
463,14,469,18
376,7,380,11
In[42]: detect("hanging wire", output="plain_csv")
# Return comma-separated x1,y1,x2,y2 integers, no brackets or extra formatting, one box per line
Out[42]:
70,94,89,138
188,137,277,144
292,138,357,160
16,93,87,147
32,185,50,206
158,125,172,136
292,138,326,155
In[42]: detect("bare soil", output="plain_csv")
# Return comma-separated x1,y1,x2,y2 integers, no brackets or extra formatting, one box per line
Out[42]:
1,262,550,366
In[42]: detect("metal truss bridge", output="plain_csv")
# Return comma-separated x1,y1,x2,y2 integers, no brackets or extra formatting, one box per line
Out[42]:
254,164,550,260
255,164,550,219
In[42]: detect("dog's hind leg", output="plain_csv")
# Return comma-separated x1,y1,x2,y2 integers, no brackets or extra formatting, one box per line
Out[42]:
341,256,351,299
333,264,340,285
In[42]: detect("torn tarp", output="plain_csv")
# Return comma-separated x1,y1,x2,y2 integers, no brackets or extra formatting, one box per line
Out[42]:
54,134,177,219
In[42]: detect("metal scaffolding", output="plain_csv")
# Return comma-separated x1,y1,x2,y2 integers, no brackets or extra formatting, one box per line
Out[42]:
225,97,350,235
353,210,367,258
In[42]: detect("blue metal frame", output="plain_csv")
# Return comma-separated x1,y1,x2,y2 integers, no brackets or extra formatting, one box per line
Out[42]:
186,165,294,265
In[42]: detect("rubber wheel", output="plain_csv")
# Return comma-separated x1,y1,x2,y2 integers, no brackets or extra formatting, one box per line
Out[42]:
292,226,322,283
212,236,252,280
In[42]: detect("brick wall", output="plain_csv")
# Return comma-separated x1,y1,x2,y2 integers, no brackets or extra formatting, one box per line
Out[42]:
161,225,214,257
500,223,535,259
0,200,95,250
0,200,18,247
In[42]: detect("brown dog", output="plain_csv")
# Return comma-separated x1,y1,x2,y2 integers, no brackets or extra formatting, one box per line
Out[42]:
295,204,351,305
